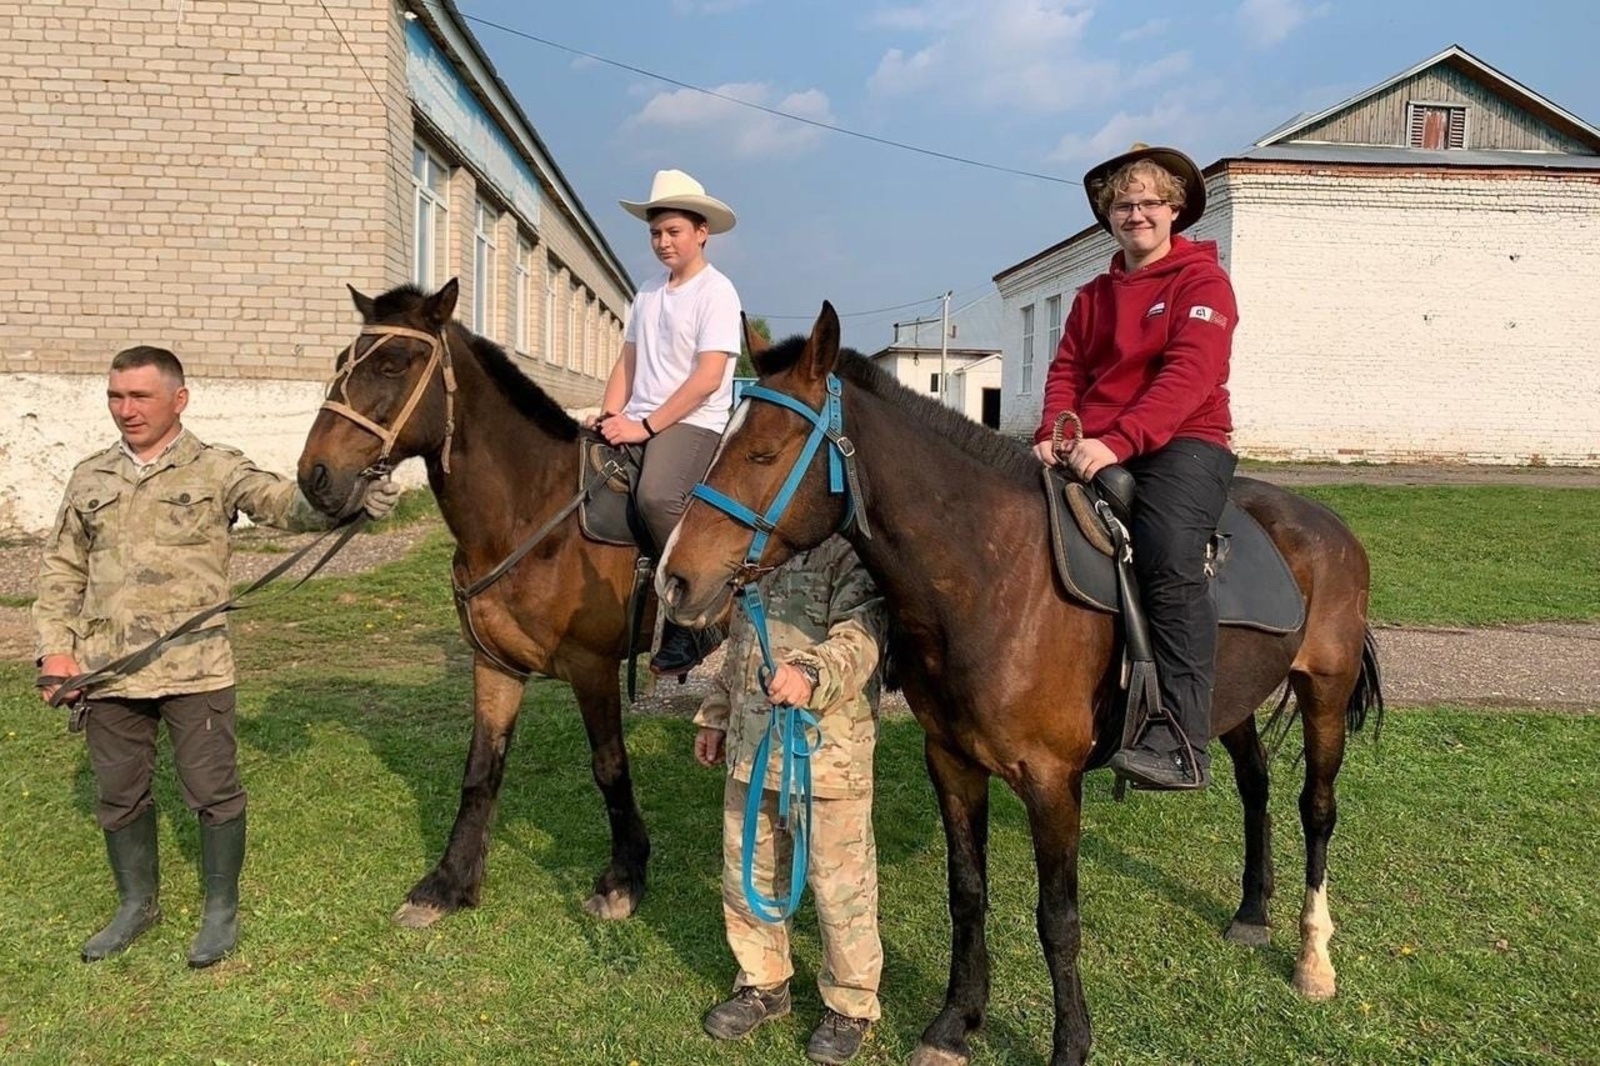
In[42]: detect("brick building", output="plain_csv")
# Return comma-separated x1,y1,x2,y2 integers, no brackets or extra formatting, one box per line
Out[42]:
995,45,1600,465
0,0,631,531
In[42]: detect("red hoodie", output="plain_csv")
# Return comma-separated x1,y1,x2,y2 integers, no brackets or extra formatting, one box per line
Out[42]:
1033,235,1235,462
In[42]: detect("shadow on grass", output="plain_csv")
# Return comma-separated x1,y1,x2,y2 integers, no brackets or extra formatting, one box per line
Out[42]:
233,659,1310,1061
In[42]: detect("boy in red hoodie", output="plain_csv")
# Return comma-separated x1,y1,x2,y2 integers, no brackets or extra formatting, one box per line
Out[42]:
1032,144,1238,791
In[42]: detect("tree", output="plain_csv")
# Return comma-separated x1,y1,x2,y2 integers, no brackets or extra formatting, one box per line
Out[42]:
737,315,771,378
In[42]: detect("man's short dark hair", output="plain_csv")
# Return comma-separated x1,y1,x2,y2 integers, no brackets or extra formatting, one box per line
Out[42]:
646,206,708,229
110,345,185,386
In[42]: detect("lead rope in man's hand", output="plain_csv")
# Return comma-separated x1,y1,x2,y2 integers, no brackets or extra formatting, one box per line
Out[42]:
737,582,823,924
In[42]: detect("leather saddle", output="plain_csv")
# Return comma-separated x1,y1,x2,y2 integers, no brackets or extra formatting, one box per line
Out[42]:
578,434,650,549
1043,466,1306,787
1043,468,1305,634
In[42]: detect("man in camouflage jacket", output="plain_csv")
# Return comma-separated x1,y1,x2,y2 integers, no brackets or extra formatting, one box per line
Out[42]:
32,345,400,968
692,534,887,1065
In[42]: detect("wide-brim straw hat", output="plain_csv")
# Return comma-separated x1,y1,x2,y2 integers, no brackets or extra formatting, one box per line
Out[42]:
1083,143,1206,235
619,169,737,234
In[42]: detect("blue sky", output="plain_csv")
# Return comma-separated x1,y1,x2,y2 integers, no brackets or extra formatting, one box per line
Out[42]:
454,0,1595,350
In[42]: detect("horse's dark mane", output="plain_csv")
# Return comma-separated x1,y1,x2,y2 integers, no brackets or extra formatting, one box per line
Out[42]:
756,334,1038,485
374,284,579,442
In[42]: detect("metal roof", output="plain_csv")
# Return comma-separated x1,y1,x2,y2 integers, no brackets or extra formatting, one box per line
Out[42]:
1230,142,1600,171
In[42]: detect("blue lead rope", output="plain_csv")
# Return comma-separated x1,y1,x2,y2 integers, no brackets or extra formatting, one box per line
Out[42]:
690,375,861,925
737,580,822,923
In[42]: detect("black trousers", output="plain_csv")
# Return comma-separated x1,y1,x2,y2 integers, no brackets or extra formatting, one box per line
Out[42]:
1123,438,1237,761
84,686,245,831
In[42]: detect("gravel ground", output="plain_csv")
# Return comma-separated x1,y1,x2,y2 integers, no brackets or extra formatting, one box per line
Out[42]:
5,462,1597,713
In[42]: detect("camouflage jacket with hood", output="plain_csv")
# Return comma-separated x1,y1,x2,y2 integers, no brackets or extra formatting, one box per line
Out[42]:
694,536,887,800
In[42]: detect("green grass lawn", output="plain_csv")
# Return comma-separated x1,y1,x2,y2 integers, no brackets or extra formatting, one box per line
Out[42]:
1,510,1597,1065
1298,485,1600,626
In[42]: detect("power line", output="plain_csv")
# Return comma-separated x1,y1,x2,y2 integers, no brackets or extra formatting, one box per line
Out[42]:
757,293,949,321
314,0,386,108
448,8,1079,187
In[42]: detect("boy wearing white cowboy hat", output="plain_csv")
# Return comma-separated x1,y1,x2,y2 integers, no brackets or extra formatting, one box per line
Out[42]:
593,169,743,675
1031,143,1239,792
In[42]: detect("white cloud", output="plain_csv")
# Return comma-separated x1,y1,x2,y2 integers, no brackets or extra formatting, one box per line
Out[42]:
1235,0,1330,47
865,0,1185,114
624,82,836,159
1048,84,1282,168
1119,17,1170,42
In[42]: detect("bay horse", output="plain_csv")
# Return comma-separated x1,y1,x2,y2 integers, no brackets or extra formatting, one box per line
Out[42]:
658,304,1383,1065
296,279,650,926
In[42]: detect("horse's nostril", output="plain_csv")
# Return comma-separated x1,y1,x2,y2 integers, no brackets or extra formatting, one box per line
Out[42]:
309,463,331,497
660,573,685,607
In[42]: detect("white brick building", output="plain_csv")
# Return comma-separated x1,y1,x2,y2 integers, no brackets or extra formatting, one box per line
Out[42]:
996,45,1600,466
0,0,632,531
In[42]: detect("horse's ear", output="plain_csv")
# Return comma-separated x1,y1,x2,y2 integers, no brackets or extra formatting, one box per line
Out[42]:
348,285,378,323
799,301,841,382
742,312,769,358
422,278,460,329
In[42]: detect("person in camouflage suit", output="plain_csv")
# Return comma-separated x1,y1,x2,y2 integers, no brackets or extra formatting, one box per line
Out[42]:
692,534,887,1065
32,345,401,968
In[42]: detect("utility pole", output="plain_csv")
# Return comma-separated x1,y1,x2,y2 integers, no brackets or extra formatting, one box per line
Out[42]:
938,289,952,408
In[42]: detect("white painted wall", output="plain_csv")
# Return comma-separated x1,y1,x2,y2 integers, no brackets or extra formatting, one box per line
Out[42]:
947,356,1003,425
1226,171,1600,464
2,376,428,533
998,171,1600,464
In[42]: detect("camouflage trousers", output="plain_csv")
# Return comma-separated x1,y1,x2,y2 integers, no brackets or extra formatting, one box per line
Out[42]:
721,776,882,1020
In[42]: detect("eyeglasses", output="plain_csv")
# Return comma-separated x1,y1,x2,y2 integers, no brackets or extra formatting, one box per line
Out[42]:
1108,199,1170,217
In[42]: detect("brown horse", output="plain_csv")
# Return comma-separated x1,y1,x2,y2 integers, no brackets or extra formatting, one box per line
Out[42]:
658,304,1383,1065
296,279,650,926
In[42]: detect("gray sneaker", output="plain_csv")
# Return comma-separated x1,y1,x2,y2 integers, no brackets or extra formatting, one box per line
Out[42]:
807,1009,871,1064
703,983,791,1040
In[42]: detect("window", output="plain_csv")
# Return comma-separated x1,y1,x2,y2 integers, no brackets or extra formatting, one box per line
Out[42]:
511,236,533,355
1407,102,1467,150
583,296,596,377
411,142,449,289
544,259,558,363
473,201,500,338
929,373,941,395
567,281,580,371
1020,303,1036,395
1046,295,1062,349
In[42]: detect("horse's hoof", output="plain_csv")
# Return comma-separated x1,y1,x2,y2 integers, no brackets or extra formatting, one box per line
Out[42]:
393,901,447,929
1292,960,1338,1001
582,889,637,921
910,1045,969,1066
1224,921,1271,948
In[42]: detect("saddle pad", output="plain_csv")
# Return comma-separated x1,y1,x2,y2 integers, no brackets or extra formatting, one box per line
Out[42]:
578,435,643,548
1044,469,1306,634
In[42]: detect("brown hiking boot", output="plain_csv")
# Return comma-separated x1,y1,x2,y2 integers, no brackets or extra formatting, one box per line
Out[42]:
807,1009,871,1064
703,983,791,1040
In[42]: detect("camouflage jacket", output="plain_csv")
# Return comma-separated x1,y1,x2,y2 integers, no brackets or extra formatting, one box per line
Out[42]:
32,429,333,699
694,537,887,799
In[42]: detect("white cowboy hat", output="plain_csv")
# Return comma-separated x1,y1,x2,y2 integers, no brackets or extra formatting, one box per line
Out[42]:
619,169,737,234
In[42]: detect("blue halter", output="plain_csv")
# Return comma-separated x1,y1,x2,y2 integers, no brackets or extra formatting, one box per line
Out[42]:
689,373,864,923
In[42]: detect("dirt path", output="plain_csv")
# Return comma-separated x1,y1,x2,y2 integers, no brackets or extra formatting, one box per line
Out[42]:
5,464,1597,714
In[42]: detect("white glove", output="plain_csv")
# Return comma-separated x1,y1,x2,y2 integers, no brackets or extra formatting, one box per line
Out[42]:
362,478,404,520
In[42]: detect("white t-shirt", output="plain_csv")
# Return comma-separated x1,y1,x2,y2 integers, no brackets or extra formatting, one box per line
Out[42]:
622,264,742,434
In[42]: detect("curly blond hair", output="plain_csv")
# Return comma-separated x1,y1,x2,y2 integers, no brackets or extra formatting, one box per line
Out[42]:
1094,159,1188,216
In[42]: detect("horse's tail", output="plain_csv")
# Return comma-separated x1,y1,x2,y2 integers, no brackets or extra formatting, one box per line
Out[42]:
1345,625,1386,740
1260,624,1386,759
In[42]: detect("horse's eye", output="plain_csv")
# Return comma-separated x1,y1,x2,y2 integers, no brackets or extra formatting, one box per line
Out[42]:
747,450,777,465
376,354,408,378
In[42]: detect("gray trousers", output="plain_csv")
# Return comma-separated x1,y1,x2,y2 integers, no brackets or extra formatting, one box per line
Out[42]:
636,422,721,554
84,686,246,831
